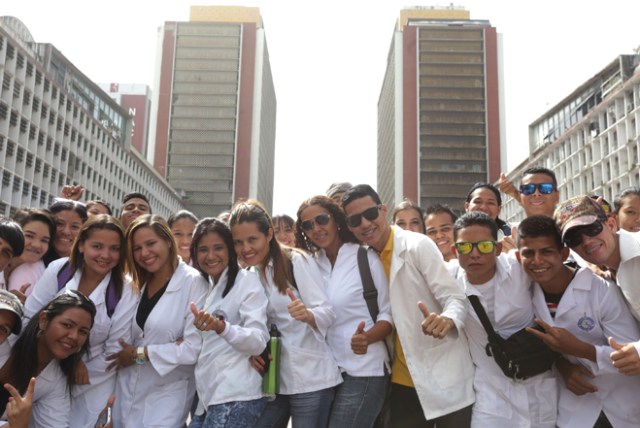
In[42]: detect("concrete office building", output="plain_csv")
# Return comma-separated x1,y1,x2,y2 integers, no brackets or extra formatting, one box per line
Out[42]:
150,6,276,217
378,6,505,212
501,54,640,223
0,16,184,218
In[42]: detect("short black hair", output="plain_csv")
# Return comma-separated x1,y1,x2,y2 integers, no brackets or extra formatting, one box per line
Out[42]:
521,166,558,189
0,217,24,257
465,182,502,205
342,184,382,210
122,192,150,206
424,204,458,224
614,187,640,214
516,215,562,250
453,212,498,241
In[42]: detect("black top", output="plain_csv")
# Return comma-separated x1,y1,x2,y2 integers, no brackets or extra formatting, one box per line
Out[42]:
0,385,10,418
136,280,169,330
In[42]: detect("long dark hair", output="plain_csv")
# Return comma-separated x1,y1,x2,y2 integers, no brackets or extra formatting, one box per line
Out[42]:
295,195,358,254
69,214,126,300
5,292,96,392
190,218,239,297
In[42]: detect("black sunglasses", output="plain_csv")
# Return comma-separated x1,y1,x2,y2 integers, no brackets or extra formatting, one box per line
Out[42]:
346,205,381,228
300,214,331,232
563,221,604,248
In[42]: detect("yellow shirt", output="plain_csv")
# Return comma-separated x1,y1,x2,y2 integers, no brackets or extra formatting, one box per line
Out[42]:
378,228,414,387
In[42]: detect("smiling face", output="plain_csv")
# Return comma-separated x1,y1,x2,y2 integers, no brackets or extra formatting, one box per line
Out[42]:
54,210,83,257
79,229,121,280
568,217,620,269
196,232,229,282
465,187,500,220
170,218,197,263
520,173,559,217
120,198,150,228
425,212,456,261
517,235,568,286
343,196,390,252
615,194,640,233
38,307,92,361
394,208,425,233
273,219,295,247
132,226,172,275
300,204,340,254
454,224,500,285
231,221,272,268
0,237,15,272
21,220,51,264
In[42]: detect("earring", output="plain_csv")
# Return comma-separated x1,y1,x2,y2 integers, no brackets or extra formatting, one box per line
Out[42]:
36,328,43,338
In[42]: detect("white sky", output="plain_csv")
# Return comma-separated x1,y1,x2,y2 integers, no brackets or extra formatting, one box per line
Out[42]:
3,1,640,216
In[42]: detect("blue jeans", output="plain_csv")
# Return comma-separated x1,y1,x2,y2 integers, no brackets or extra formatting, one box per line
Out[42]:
255,387,335,428
328,373,389,428
188,398,266,428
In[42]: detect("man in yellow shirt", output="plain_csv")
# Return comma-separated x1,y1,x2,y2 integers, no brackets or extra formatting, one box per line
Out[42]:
342,185,474,428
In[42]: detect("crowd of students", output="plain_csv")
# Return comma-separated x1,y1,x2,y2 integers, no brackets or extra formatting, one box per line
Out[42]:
0,166,639,427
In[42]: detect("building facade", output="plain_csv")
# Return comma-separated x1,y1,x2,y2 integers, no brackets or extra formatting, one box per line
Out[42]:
378,6,505,213
0,16,184,218
149,6,276,217
501,54,640,224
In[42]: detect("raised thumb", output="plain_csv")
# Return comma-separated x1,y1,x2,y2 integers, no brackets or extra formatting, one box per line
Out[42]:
418,301,430,317
355,321,366,335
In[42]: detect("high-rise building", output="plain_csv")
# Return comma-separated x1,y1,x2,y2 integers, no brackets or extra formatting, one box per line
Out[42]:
501,54,640,223
378,6,505,212
0,16,184,218
150,6,276,217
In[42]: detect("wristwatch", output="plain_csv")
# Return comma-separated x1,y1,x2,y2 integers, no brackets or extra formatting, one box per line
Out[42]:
134,346,146,365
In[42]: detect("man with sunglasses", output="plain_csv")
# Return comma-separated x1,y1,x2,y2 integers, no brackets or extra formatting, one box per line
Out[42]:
342,185,474,428
448,212,557,427
556,195,640,376
498,167,560,218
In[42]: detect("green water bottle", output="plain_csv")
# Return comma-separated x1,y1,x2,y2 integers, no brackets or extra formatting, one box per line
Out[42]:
263,324,281,398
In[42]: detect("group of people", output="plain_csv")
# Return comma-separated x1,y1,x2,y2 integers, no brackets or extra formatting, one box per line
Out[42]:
0,166,638,427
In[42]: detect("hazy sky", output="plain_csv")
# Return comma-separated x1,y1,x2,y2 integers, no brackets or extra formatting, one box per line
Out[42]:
3,1,640,216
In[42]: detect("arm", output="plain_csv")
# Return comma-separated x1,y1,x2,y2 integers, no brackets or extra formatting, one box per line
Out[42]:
23,259,67,322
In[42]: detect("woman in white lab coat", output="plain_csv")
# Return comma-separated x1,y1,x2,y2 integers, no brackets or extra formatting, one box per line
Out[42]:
188,217,269,428
1,291,97,428
23,214,137,428
108,214,208,428
230,200,342,428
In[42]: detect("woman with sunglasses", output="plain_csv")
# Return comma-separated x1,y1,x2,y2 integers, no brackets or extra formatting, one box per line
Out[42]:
295,196,392,428
230,200,342,428
188,218,269,428
1,292,96,427
109,214,208,428
23,215,138,428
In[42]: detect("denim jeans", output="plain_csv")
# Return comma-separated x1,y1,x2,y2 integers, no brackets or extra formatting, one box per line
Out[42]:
255,387,335,428
188,398,266,428
328,373,389,428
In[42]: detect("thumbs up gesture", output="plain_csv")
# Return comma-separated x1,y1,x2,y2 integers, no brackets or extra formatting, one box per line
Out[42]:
419,301,454,339
287,288,312,325
609,337,640,375
351,321,369,355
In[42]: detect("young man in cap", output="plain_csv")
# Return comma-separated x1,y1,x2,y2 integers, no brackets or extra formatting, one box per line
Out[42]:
517,214,640,427
342,184,473,428
119,192,151,229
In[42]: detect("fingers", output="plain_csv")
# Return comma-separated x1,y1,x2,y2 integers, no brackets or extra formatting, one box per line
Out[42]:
117,338,129,348
355,321,366,335
533,318,552,332
287,288,297,302
417,301,430,318
609,337,624,351
24,378,35,400
525,326,547,341
19,283,31,294
4,383,20,401
189,302,199,318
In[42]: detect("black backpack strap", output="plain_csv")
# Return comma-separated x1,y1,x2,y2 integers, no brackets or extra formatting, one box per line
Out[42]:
358,245,379,323
287,256,298,291
467,295,501,340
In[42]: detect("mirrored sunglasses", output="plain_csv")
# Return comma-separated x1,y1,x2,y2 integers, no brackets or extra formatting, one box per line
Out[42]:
454,240,497,255
519,183,555,195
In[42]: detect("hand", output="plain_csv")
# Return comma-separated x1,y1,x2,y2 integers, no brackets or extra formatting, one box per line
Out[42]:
555,357,597,395
249,354,270,373
500,235,516,253
9,283,30,304
418,301,454,339
609,337,640,375
351,321,369,355
106,339,136,371
286,288,313,325
5,377,35,428
526,318,595,361
74,360,90,385
497,172,520,201
60,185,84,201
190,303,225,334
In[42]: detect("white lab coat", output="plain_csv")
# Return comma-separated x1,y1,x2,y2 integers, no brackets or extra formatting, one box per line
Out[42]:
531,267,640,428
23,258,139,428
450,254,557,427
0,340,70,428
259,251,342,395
113,261,208,428
388,226,475,420
194,267,269,412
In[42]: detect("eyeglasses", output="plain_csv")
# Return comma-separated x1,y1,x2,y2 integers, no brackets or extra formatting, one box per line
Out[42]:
346,205,381,228
519,183,555,195
300,214,331,232
563,221,604,248
454,240,497,255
